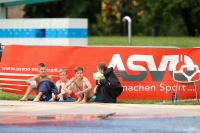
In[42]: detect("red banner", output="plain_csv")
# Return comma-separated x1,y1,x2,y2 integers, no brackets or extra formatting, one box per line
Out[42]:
1,45,200,100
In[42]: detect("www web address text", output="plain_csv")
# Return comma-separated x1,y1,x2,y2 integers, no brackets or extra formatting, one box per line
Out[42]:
1,67,59,72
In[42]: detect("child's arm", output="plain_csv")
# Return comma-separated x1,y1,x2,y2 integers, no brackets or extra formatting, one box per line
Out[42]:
63,77,76,92
76,77,92,96
26,75,38,85
57,77,76,98
99,76,120,89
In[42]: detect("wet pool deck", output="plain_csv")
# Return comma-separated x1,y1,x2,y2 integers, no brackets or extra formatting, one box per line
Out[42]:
0,100,200,119
1,100,200,133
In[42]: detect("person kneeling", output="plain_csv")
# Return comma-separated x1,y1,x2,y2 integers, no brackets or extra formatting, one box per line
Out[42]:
94,62,123,103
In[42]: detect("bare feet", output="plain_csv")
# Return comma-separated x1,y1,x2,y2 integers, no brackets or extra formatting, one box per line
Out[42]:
79,99,87,103
57,93,62,99
75,97,82,103
20,97,28,101
33,98,40,102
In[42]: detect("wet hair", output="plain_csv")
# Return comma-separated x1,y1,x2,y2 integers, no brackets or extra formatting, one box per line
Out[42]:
97,62,108,72
59,68,67,74
38,63,46,69
74,66,83,73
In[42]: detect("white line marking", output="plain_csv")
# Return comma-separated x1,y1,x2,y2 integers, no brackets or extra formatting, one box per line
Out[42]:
0,78,26,81
0,83,27,86
3,87,22,91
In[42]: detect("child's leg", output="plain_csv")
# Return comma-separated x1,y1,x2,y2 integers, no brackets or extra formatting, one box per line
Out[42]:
57,83,61,93
33,92,43,102
57,86,71,100
62,86,72,99
51,93,56,99
80,82,92,103
33,87,38,95
20,83,36,101
69,83,82,102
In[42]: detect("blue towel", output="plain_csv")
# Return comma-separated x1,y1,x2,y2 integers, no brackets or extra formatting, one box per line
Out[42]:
38,80,59,101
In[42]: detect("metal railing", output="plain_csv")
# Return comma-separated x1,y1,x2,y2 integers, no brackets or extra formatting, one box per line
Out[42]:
122,16,132,46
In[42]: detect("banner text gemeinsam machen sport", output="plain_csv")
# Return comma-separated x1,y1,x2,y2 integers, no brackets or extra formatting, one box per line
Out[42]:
0,45,200,100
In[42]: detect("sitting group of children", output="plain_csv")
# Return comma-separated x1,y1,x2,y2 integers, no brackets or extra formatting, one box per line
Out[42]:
20,62,123,103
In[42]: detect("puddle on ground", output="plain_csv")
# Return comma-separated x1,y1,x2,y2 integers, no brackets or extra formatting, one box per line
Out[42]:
0,112,173,125
1,113,200,133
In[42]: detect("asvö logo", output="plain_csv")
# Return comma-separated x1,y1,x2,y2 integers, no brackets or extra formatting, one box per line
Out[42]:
108,54,195,81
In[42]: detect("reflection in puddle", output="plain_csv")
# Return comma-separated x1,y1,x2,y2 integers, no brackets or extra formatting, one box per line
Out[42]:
0,112,172,126
1,113,200,133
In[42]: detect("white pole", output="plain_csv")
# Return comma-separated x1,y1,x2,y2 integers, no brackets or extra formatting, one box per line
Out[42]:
122,16,132,46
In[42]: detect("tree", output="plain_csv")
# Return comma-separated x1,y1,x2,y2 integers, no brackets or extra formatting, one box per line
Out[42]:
23,0,200,36
23,0,142,36
101,0,142,36
119,0,142,36
137,0,200,36
23,0,102,35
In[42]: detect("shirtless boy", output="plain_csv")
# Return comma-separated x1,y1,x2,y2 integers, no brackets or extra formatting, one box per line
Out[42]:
20,63,55,102
58,66,92,103
56,68,72,101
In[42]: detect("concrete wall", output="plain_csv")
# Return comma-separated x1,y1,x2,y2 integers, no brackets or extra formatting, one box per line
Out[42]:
0,18,88,46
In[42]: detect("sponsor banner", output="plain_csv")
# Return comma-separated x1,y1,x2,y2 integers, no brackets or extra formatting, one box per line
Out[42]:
0,45,200,100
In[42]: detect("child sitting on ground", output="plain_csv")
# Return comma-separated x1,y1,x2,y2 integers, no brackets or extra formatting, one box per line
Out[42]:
20,63,58,102
55,68,72,102
57,66,92,103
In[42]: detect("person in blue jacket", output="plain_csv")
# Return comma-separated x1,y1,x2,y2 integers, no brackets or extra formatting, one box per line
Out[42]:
94,62,123,103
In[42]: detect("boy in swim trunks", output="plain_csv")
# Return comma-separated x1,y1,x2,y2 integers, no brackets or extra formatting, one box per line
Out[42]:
55,68,72,101
20,63,55,102
57,66,92,103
